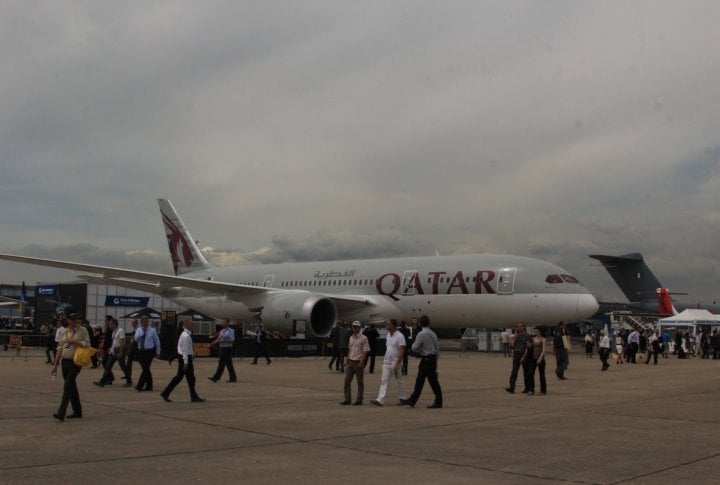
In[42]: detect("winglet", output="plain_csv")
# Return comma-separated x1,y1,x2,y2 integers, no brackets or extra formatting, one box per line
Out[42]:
157,199,210,275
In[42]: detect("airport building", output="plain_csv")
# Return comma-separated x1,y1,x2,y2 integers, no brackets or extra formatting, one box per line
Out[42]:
0,282,215,334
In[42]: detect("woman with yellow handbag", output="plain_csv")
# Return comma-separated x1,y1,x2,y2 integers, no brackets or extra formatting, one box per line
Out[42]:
51,306,91,421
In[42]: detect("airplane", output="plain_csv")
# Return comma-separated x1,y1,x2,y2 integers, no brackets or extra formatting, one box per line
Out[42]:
0,199,599,338
589,253,720,315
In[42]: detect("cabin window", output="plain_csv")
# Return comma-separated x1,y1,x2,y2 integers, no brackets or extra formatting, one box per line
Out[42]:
561,274,580,284
545,274,563,284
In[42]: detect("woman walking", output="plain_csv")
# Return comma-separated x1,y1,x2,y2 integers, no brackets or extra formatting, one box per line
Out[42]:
528,327,547,395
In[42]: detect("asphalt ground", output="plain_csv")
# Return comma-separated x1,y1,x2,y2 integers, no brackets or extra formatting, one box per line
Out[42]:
1,348,720,484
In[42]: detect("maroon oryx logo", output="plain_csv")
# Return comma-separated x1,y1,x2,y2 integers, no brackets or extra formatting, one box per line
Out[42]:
162,213,194,274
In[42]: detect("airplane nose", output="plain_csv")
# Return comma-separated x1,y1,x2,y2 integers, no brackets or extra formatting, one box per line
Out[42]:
577,293,599,319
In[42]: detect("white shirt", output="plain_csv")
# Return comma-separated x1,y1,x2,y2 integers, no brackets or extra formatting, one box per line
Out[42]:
599,335,610,349
384,331,406,364
177,328,194,363
111,327,125,354
55,326,66,344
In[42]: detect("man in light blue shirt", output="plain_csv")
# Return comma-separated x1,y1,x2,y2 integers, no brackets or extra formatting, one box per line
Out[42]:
208,318,237,383
134,316,161,392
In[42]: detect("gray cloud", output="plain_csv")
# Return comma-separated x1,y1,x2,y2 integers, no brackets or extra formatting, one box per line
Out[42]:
2,2,720,306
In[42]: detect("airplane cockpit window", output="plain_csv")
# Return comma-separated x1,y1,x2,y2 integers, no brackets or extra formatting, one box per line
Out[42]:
545,274,563,284
561,274,580,284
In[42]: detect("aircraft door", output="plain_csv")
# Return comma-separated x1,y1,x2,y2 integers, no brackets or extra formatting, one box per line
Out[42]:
262,275,275,288
401,270,419,296
497,268,517,294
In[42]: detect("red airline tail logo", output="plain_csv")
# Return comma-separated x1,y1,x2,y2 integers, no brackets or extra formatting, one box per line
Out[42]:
162,213,195,275
656,288,676,316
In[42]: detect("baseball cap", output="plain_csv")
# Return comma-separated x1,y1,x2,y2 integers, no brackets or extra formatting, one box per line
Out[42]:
352,320,361,327
63,306,80,319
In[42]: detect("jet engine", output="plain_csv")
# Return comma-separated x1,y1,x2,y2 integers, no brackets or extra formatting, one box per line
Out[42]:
259,292,337,338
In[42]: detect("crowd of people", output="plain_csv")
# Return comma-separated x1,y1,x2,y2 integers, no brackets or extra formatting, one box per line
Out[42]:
500,321,720,398
44,306,720,421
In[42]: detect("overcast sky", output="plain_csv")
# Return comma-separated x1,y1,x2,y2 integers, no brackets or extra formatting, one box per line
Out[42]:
1,1,719,306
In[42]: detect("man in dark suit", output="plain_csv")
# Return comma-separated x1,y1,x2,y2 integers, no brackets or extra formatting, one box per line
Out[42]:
252,323,271,365
399,321,411,375
362,323,380,373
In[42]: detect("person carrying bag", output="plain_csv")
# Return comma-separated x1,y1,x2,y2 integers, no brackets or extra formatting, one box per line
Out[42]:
51,307,91,421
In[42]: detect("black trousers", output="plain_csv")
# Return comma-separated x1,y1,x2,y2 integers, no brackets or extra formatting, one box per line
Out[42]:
163,356,200,400
126,343,139,383
212,347,236,380
628,343,639,363
253,342,271,364
645,350,658,365
599,348,610,368
136,349,156,390
408,355,442,405
529,359,546,393
367,348,376,373
58,358,82,417
101,353,131,384
555,349,569,377
509,353,532,391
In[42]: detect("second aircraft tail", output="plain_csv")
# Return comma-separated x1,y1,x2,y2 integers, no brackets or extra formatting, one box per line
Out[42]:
589,253,663,304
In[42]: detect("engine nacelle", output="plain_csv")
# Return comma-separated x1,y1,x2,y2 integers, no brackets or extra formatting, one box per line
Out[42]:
260,292,337,338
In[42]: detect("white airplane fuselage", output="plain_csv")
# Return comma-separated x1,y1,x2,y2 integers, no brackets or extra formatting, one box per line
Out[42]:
162,253,598,334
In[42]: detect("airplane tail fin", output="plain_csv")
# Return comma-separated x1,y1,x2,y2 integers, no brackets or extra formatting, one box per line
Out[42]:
656,288,678,316
589,253,663,303
157,199,211,275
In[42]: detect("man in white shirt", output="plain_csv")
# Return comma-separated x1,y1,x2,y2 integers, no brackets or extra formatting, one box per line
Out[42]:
160,319,205,403
94,318,131,387
370,319,407,406
598,330,611,371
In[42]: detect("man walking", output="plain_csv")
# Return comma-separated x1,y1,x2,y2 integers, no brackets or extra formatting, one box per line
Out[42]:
208,318,237,382
362,323,380,374
134,316,161,392
125,319,140,386
553,322,569,379
399,315,442,408
506,322,532,393
598,330,611,371
628,329,640,363
370,319,407,406
337,322,350,373
339,321,370,405
328,322,342,371
252,323,271,365
94,318,131,387
161,319,205,403
399,321,411,375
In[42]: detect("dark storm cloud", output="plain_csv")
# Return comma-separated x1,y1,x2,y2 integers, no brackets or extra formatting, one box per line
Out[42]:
2,2,720,304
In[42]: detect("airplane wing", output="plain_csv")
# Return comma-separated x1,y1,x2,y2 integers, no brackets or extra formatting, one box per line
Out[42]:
0,253,374,310
0,295,26,307
0,253,265,295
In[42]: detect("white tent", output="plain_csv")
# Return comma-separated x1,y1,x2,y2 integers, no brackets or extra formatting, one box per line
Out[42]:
658,309,720,327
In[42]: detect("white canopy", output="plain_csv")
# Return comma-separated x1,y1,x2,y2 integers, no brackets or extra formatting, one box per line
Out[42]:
658,309,720,327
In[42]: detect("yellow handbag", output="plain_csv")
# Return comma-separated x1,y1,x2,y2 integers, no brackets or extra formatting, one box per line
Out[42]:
73,346,98,367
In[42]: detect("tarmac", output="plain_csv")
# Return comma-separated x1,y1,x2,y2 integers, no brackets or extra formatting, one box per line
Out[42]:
1,348,720,484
